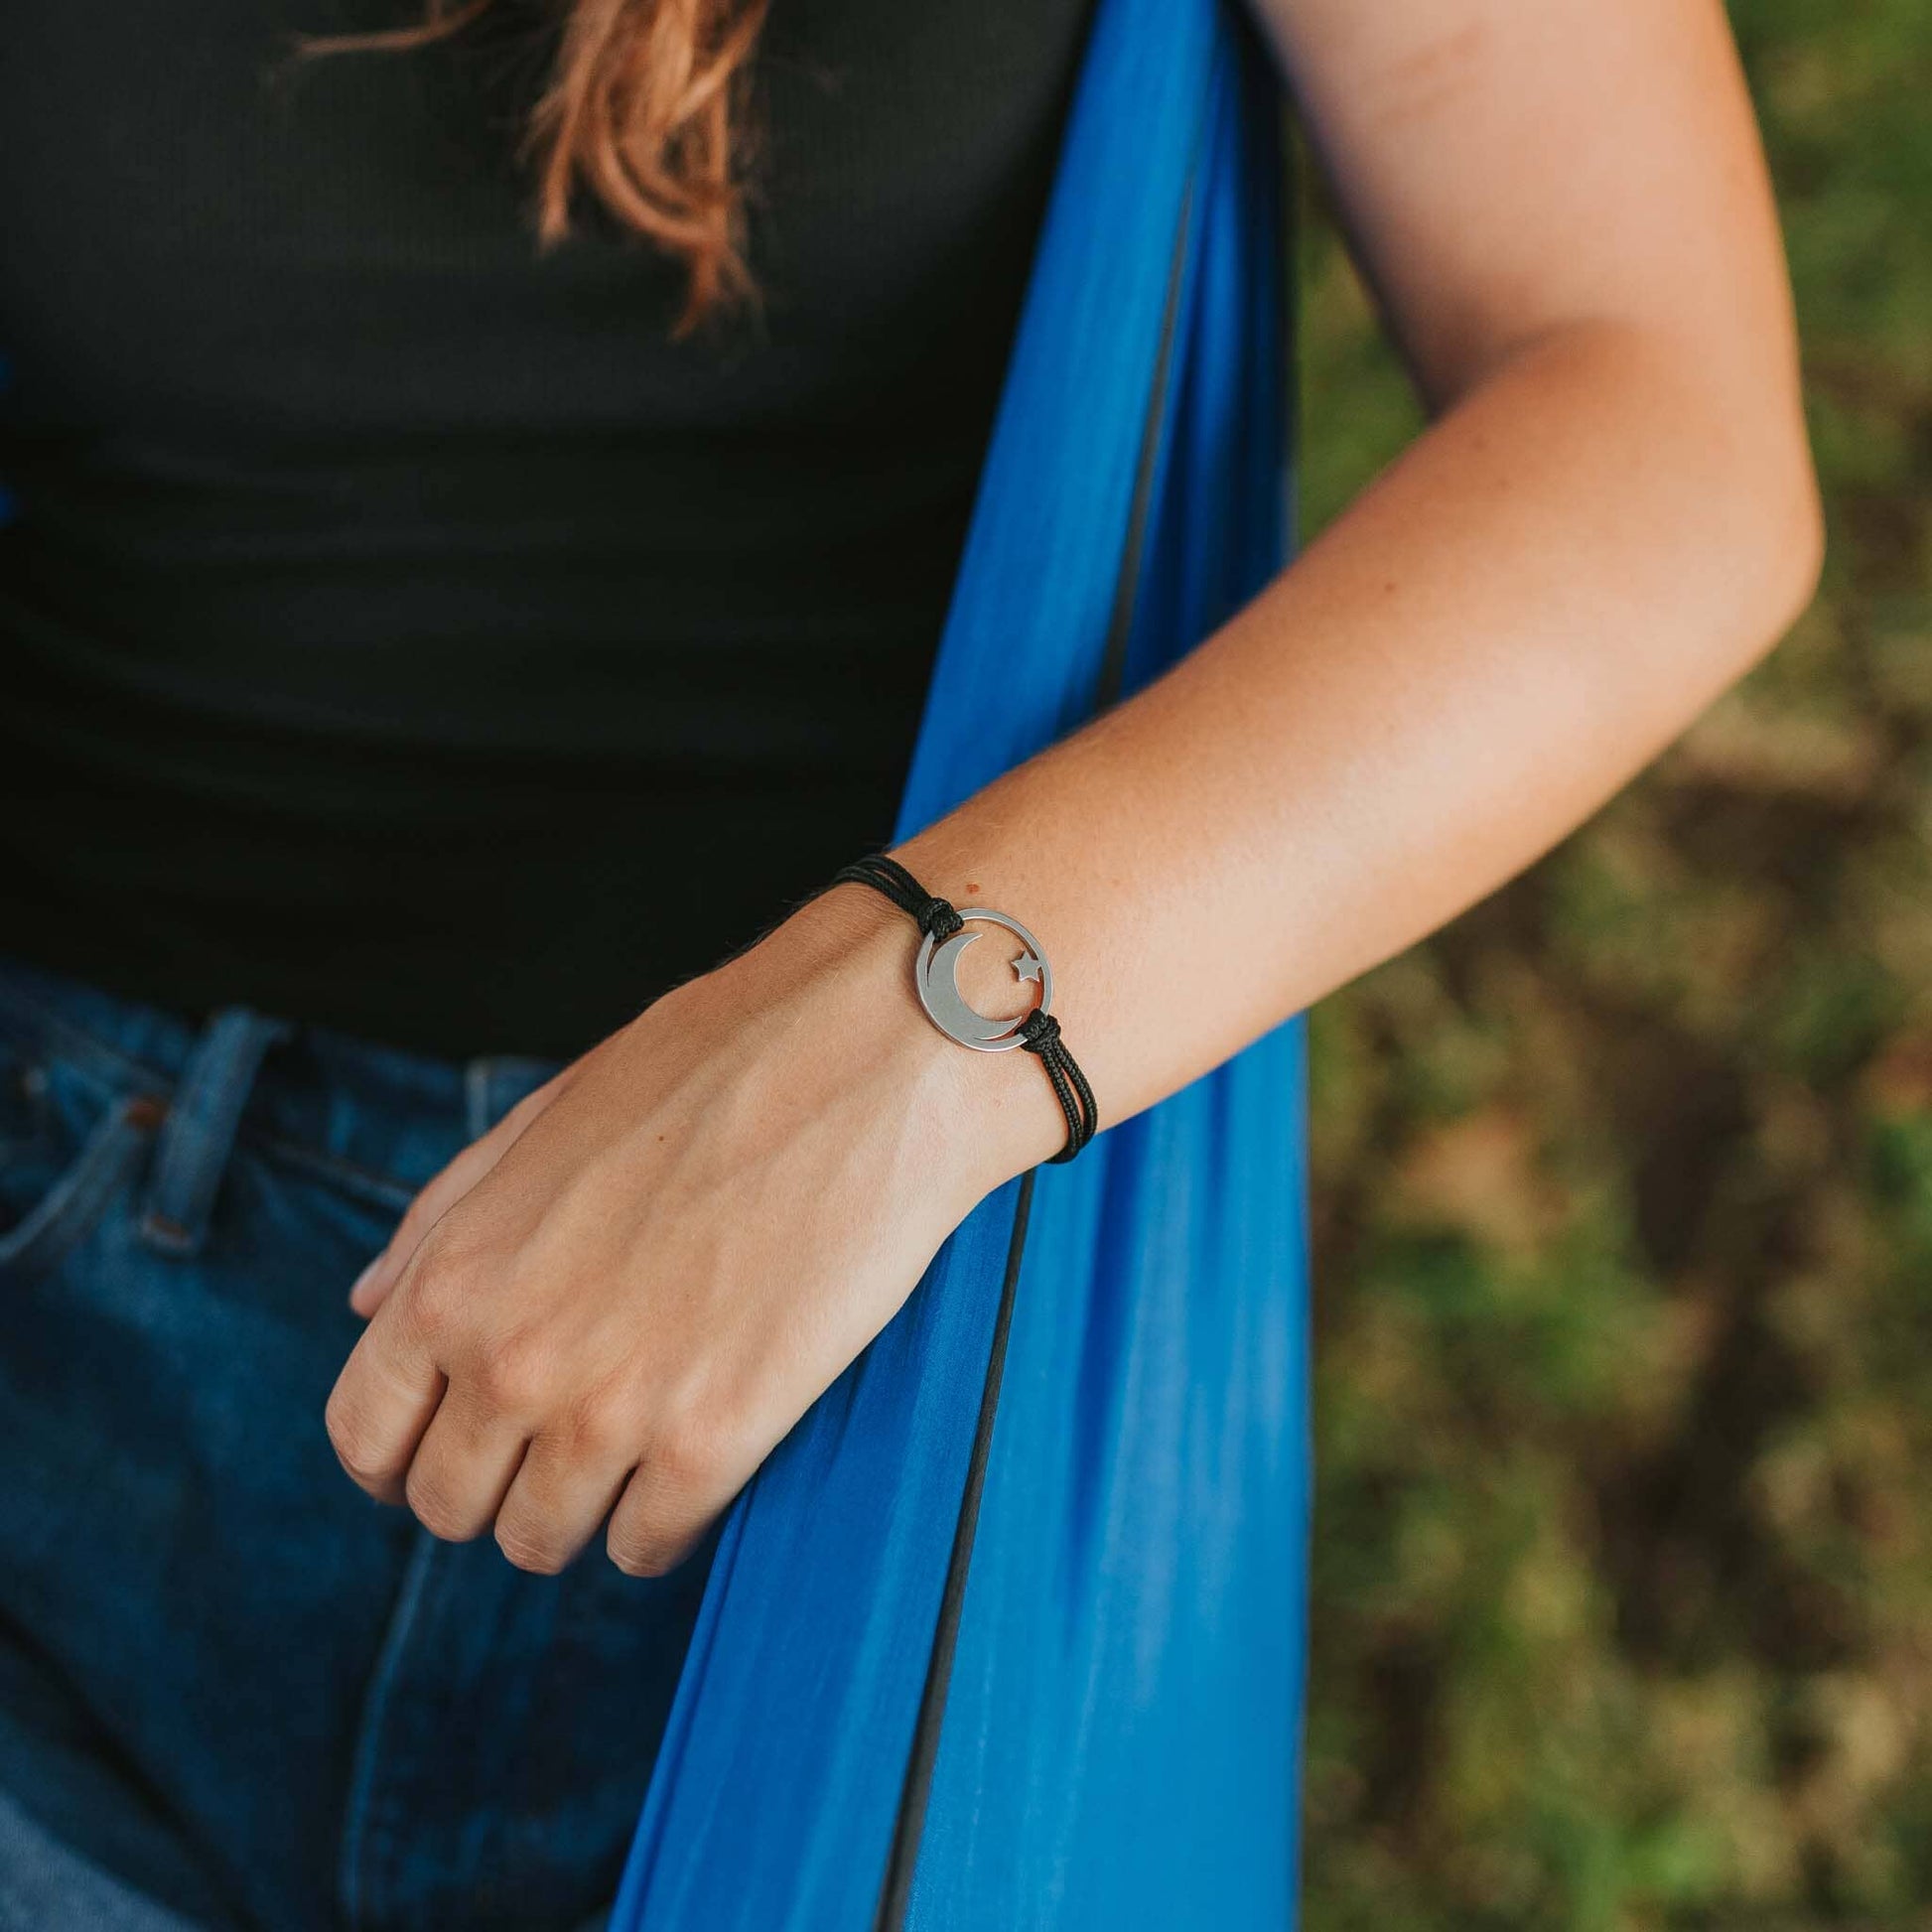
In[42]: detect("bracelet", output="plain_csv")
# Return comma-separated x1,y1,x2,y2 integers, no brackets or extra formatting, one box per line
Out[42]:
828,853,1098,1164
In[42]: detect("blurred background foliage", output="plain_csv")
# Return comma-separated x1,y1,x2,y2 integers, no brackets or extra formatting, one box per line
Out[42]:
1293,3,1932,1926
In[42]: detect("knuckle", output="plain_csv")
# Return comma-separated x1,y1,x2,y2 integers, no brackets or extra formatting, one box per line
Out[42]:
645,1404,733,1497
468,1330,555,1418
495,1518,568,1576
404,1466,478,1543
607,1407,736,1578
325,1392,386,1486
607,1526,686,1579
559,1389,634,1462
400,1253,472,1346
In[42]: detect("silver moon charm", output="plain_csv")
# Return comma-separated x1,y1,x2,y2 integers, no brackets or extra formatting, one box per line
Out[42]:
913,907,1052,1053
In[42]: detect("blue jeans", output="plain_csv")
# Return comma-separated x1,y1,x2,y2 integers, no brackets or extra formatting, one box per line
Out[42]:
0,954,713,1932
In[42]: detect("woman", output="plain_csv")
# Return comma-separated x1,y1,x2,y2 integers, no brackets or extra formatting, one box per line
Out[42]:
0,0,1819,1926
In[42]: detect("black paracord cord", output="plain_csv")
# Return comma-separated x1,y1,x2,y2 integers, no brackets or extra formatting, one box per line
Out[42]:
828,853,1098,1163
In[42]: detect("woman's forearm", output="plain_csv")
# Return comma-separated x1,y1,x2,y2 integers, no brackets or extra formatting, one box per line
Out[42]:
329,0,1826,1581
863,317,1823,1179
333,317,1820,1569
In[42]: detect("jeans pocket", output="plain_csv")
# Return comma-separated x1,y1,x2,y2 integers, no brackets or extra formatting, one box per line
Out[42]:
0,1038,165,1284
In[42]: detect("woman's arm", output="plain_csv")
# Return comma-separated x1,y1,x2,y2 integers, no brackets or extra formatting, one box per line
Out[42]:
887,0,1824,1173
328,0,1822,1575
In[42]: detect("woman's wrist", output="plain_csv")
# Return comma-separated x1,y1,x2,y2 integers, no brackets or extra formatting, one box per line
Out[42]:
755,875,1071,1199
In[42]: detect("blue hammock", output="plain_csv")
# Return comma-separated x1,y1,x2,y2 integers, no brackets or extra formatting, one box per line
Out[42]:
612,0,1310,1923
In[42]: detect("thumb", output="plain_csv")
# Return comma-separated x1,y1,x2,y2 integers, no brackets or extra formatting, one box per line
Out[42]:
348,1061,578,1318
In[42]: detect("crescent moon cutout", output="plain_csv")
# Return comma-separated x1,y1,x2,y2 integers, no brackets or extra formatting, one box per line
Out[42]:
914,908,1052,1052
920,931,1016,1046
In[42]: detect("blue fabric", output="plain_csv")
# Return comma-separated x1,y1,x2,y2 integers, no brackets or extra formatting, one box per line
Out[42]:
0,1786,207,1932
0,956,706,1932
0,0,1302,1920
613,0,1310,1924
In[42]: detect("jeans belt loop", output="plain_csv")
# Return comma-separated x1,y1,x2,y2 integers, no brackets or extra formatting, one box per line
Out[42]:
139,1008,294,1259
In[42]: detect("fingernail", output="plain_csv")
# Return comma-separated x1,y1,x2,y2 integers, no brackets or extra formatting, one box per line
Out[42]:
349,1257,385,1306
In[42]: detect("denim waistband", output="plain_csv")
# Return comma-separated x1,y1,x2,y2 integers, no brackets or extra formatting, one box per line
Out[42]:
0,951,562,1223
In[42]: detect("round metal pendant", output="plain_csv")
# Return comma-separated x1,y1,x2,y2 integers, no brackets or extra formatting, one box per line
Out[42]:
913,907,1052,1052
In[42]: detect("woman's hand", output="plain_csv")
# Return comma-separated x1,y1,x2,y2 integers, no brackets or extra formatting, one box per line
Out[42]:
324,882,1058,1577
326,0,1823,1585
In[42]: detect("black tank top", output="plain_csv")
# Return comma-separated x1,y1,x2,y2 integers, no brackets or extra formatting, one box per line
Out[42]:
0,0,1097,1058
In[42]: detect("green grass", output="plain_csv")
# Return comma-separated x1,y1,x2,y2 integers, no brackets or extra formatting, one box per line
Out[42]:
1295,5,1932,1926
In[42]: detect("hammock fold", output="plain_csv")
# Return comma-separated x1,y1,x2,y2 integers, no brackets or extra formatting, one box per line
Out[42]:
613,0,1310,1923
